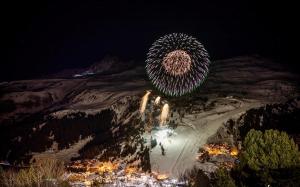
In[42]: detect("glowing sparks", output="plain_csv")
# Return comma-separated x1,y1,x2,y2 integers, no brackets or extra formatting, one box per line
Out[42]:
146,33,210,96
160,103,169,126
154,96,161,105
162,50,191,76
140,91,151,114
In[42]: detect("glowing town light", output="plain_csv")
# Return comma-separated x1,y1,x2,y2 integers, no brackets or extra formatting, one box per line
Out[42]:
125,165,138,175
66,159,183,186
156,174,169,180
140,91,151,114
201,144,239,157
154,96,161,105
230,147,239,156
159,103,169,126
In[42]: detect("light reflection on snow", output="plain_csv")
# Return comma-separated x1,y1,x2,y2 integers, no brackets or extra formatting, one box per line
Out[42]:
154,128,176,144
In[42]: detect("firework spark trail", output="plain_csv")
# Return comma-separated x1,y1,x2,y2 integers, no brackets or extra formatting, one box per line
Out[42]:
160,103,169,126
154,96,161,105
146,33,210,96
140,91,151,114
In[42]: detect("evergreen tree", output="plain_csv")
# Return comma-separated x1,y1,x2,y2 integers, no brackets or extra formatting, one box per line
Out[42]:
237,129,300,186
242,129,300,171
213,168,236,187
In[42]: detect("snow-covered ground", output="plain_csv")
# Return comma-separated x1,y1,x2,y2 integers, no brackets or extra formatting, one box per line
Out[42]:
149,98,262,177
1,55,299,177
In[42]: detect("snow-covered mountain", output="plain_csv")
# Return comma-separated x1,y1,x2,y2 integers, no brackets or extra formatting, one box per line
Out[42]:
0,55,299,176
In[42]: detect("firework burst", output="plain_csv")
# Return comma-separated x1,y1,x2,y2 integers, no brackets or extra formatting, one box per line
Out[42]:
146,33,210,96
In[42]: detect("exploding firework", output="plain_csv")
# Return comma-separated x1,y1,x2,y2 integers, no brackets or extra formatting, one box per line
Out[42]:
146,33,210,96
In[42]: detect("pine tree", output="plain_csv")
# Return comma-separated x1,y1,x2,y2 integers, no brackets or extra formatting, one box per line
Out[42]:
238,129,300,186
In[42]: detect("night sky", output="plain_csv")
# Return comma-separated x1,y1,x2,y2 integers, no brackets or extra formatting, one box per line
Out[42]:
2,1,295,81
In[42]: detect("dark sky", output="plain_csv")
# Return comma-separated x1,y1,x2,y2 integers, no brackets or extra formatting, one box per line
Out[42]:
2,1,295,81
